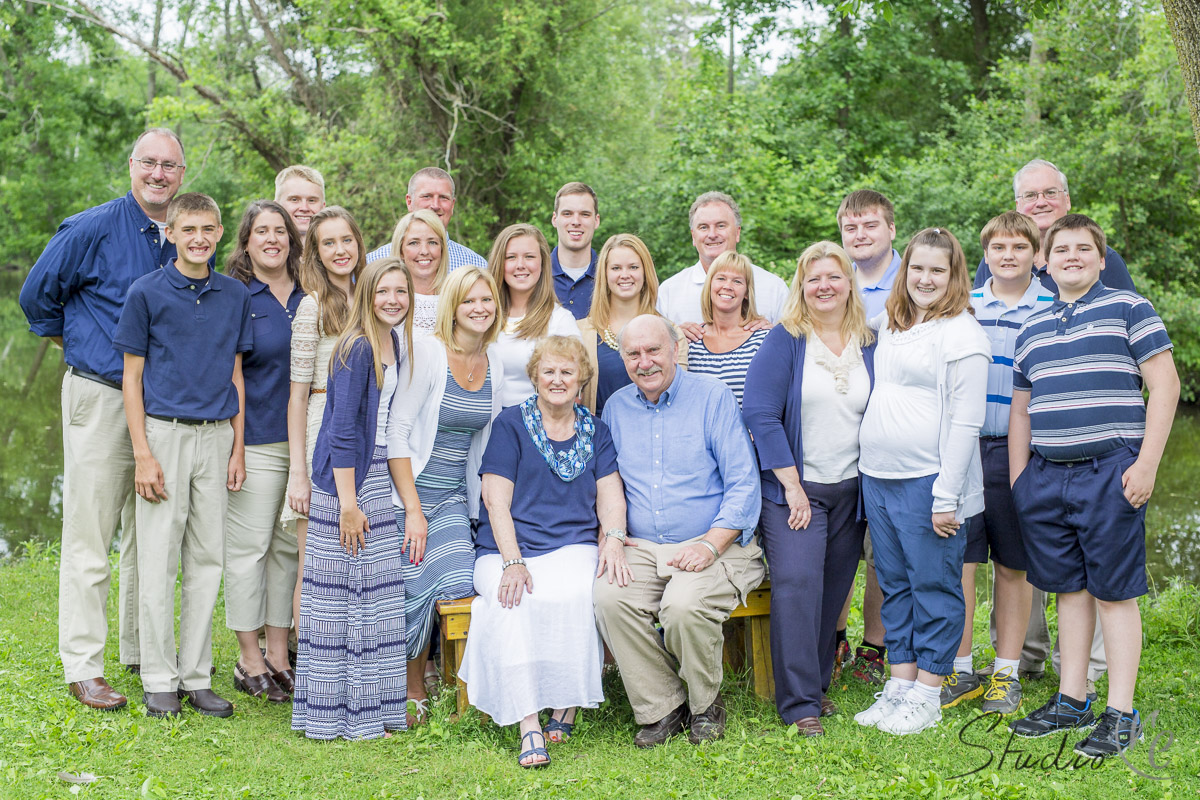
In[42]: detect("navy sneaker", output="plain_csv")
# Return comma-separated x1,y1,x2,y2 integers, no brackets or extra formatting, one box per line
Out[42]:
1009,692,1096,738
1074,707,1143,758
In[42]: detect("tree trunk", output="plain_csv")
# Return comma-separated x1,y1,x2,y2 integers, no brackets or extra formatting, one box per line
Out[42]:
968,0,989,78
727,7,735,96
837,14,851,130
1163,0,1200,154
147,0,163,103
1024,15,1047,126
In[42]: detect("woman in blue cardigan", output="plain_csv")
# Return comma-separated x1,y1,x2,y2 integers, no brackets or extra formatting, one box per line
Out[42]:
742,241,876,737
292,257,416,740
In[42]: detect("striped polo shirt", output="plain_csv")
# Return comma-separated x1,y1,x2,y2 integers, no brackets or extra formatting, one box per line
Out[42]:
971,278,1055,437
1012,282,1173,461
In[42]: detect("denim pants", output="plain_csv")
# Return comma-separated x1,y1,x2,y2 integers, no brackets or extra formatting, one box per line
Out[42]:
862,473,967,675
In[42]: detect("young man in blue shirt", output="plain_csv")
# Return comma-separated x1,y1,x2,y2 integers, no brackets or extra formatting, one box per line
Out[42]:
549,182,601,319
1007,214,1178,757
19,128,186,710
114,193,253,719
941,212,1052,714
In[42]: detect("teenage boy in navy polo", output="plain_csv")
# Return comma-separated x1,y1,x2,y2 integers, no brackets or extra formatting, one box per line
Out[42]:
1007,214,1178,757
941,212,1051,715
114,192,253,719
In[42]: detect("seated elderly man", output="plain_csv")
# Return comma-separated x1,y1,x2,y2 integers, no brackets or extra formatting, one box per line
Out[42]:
594,314,764,747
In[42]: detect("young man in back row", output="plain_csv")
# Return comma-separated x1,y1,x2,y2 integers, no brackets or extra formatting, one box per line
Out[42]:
1006,214,1178,757
114,192,254,719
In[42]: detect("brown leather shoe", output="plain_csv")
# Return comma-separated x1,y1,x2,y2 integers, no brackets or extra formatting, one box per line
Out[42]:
794,716,825,736
820,694,838,717
68,678,127,711
688,693,726,744
143,691,181,717
177,688,234,718
633,702,690,748
234,663,289,703
263,657,295,694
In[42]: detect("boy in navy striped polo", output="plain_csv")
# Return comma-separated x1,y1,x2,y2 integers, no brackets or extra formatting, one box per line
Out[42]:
942,212,1053,715
1006,214,1179,757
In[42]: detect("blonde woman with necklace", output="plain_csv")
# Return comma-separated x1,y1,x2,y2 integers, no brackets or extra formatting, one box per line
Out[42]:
578,234,686,413
688,251,768,407
387,267,504,727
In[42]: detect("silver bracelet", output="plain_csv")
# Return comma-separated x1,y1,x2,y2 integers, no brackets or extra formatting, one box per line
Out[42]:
604,528,627,543
502,558,526,570
697,539,720,559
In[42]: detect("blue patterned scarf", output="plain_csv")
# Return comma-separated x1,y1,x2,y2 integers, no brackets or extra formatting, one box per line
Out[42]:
519,395,595,482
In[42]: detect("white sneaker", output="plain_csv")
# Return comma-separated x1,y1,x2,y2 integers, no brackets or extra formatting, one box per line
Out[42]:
877,695,942,735
854,691,902,727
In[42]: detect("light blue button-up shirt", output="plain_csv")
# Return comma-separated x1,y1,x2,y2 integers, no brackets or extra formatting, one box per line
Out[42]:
366,237,486,269
855,249,901,320
601,367,761,545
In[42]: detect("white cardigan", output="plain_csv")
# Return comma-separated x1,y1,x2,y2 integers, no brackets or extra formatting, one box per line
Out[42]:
386,336,504,518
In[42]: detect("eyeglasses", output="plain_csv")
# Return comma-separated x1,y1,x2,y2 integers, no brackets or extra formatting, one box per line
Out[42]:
132,158,184,174
1017,188,1065,203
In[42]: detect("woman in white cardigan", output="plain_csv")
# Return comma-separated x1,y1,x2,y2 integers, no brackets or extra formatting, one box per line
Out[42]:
486,223,581,407
388,267,504,726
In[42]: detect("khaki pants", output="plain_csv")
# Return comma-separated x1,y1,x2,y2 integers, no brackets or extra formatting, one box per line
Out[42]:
137,417,232,693
989,585,1107,681
593,536,765,724
59,372,140,683
224,442,296,631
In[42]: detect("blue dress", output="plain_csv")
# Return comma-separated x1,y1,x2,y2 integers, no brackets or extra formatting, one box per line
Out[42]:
399,369,493,655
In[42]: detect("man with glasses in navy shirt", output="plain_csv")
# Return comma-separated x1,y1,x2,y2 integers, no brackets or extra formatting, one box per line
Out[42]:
19,128,187,711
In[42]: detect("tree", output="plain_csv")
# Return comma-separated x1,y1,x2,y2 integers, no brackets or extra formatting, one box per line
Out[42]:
1163,0,1200,153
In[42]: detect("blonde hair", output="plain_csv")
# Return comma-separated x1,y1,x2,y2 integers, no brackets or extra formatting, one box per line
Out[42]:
525,335,594,402
434,267,502,353
886,228,974,333
389,209,450,292
301,207,366,337
486,224,559,340
331,257,415,387
587,233,660,330
778,241,873,345
700,251,760,325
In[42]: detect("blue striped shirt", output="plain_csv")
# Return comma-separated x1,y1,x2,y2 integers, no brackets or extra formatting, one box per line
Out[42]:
686,329,768,408
970,279,1054,437
366,237,486,270
1013,282,1172,461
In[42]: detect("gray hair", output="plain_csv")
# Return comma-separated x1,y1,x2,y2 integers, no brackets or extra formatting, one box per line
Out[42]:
617,314,679,350
130,127,185,165
688,191,742,229
407,167,456,199
1013,159,1069,198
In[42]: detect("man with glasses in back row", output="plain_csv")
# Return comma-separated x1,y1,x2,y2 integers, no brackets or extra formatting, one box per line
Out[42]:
19,128,189,711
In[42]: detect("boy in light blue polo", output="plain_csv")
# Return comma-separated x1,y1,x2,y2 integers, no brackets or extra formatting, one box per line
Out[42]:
114,192,253,720
1007,214,1178,758
941,212,1052,714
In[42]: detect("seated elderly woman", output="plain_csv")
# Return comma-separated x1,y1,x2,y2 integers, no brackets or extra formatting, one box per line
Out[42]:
458,335,627,769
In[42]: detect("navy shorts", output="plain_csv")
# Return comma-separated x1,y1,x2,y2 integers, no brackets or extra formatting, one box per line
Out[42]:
1010,446,1147,601
964,438,1029,571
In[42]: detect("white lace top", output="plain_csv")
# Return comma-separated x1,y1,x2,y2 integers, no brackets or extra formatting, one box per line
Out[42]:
800,334,870,483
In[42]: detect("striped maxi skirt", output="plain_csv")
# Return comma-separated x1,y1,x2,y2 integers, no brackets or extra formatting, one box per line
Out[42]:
292,445,407,740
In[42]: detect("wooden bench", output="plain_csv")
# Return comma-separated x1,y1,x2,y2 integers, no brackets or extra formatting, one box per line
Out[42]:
436,581,773,715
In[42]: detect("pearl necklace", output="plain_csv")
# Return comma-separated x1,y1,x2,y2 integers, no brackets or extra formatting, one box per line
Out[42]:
601,327,620,351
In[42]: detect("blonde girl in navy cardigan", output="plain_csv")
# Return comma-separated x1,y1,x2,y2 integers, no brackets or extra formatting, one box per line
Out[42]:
743,242,876,736
292,257,415,740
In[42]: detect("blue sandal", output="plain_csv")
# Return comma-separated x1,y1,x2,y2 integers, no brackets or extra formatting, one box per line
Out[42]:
518,730,550,768
543,708,577,743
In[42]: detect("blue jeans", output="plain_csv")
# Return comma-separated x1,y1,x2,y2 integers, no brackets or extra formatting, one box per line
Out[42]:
862,474,967,675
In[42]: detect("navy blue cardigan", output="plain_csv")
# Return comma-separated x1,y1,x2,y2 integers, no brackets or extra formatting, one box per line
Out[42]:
742,325,876,505
311,330,401,496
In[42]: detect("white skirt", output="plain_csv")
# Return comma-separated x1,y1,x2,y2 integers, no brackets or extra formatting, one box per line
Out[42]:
459,544,604,726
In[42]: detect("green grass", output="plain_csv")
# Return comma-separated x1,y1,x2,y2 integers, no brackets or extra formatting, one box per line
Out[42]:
0,545,1196,800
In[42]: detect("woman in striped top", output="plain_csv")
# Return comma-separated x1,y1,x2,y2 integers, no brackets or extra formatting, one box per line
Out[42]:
686,251,769,406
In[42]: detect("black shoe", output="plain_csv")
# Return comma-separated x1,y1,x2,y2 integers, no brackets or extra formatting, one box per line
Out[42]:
124,663,141,676
633,702,689,748
1009,692,1096,738
688,693,726,744
177,688,234,718
1075,707,1143,758
143,691,181,718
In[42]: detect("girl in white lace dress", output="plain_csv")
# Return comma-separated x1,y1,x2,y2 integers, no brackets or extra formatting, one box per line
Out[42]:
284,206,367,629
